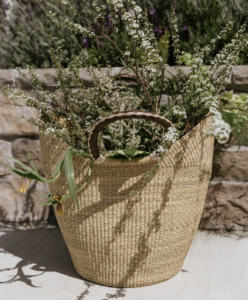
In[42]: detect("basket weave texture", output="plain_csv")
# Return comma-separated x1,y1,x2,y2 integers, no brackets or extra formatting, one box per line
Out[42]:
39,116,214,288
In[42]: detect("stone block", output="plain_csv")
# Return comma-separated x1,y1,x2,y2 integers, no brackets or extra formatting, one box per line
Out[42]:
212,149,248,181
232,66,248,85
0,69,15,87
15,69,57,88
0,140,14,175
0,173,49,223
0,95,39,136
12,138,44,175
200,183,248,231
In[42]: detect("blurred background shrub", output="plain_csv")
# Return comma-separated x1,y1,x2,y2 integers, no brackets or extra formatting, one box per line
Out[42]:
0,0,247,69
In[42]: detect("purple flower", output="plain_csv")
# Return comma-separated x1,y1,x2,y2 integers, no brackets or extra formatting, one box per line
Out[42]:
150,9,156,15
182,26,191,37
83,38,89,49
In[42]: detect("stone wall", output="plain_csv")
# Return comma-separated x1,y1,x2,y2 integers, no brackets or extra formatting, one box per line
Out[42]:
0,67,248,230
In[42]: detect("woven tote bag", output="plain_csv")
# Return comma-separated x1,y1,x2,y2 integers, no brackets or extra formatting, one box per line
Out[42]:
39,111,214,288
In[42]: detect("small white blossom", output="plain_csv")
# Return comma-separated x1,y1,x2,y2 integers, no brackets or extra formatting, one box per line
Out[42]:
172,105,187,119
205,118,231,144
157,145,165,153
164,127,180,143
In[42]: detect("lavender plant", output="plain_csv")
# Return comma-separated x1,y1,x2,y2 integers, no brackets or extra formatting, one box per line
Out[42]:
1,0,248,211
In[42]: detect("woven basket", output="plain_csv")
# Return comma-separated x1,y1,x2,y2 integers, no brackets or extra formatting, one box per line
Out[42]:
39,112,214,288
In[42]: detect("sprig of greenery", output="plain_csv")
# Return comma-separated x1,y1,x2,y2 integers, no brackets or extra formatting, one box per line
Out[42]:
1,0,247,155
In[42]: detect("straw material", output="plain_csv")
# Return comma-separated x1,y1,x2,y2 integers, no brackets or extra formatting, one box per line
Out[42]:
39,116,214,288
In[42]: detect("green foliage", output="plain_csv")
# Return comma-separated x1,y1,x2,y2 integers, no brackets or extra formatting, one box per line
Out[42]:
0,0,170,68
0,0,87,68
220,91,248,147
149,0,248,65
106,149,150,160
0,0,247,153
0,153,63,182
1,0,247,68
0,148,93,205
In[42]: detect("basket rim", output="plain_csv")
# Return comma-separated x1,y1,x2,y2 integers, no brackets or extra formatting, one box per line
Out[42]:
101,114,212,165
40,115,212,167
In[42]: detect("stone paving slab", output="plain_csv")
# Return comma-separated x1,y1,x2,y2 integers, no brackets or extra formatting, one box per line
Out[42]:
0,226,248,300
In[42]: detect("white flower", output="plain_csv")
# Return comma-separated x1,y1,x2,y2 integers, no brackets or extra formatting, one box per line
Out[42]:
134,6,142,13
209,107,222,119
61,0,70,5
157,145,165,153
124,51,130,56
116,3,123,8
45,127,55,135
172,105,187,118
164,127,179,143
205,118,231,144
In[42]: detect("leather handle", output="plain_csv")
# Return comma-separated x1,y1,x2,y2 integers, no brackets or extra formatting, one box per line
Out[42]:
88,111,174,161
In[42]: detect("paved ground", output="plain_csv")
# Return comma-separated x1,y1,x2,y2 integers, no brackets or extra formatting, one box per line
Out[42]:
0,224,248,300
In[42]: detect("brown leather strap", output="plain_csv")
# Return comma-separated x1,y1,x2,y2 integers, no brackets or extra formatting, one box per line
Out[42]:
88,111,174,161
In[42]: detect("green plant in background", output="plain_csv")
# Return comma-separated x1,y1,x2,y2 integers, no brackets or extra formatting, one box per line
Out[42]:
0,0,90,68
1,0,247,68
0,0,247,214
0,0,170,68
221,91,248,147
147,0,248,65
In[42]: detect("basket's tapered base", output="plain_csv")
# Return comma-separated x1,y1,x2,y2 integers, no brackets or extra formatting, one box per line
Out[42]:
73,262,183,288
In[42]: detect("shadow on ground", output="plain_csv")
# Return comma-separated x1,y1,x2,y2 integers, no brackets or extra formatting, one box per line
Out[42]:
0,227,80,285
0,226,126,299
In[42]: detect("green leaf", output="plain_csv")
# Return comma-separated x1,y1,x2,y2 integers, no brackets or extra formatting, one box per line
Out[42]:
70,149,92,159
0,158,63,183
0,162,36,179
1,156,37,174
0,162,28,176
184,53,192,60
51,149,90,179
52,157,64,178
64,149,78,208
39,194,52,198
106,149,149,160
55,161,94,203
179,56,185,63
75,160,93,194
28,152,38,173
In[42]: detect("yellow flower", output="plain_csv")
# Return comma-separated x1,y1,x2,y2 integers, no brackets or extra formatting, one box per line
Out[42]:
17,178,31,193
53,195,62,202
57,203,64,215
